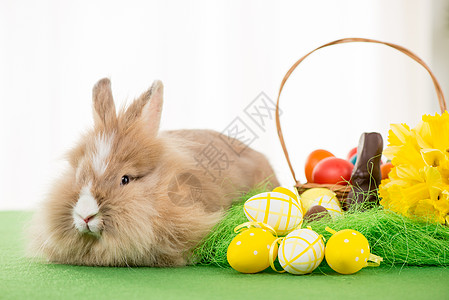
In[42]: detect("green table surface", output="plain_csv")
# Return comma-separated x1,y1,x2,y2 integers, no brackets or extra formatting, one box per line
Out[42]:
1,211,448,300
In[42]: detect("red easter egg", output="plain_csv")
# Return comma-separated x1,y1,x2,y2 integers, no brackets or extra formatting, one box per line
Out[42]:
312,157,354,185
346,147,357,160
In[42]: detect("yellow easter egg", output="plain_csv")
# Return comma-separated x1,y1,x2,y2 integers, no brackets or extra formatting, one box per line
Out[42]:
311,197,342,220
301,188,342,219
227,228,278,273
244,192,303,236
325,229,370,274
278,228,325,275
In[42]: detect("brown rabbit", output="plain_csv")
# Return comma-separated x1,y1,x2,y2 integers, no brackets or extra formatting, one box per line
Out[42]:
28,78,279,267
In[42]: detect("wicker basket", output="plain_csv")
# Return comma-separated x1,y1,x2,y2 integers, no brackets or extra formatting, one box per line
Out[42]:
275,37,447,202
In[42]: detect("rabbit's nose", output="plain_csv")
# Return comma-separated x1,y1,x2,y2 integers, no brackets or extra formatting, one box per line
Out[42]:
83,214,96,224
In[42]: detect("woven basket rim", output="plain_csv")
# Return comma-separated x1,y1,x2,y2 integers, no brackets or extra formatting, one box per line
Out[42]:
275,37,447,188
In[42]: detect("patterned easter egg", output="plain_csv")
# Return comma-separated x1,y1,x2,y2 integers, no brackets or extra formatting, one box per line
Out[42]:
277,228,325,275
244,191,303,236
325,229,370,275
227,228,278,273
272,186,300,202
300,188,343,219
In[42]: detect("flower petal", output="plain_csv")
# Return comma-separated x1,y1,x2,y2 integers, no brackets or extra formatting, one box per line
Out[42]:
421,149,446,167
388,124,411,146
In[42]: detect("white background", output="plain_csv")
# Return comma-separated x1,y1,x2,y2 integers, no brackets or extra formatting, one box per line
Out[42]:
1,0,449,210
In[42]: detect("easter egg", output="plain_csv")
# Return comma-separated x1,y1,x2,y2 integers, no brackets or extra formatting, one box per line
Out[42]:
244,191,303,236
381,162,393,179
346,147,357,160
272,186,299,202
227,228,278,273
304,149,335,182
325,229,370,274
301,188,337,211
303,205,330,222
312,157,354,185
349,154,357,165
277,228,325,275
309,194,343,220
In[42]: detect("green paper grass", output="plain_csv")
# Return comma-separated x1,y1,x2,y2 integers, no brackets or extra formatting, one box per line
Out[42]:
193,188,449,267
307,208,449,266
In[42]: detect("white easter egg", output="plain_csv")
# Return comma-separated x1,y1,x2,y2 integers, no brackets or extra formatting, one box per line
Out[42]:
278,228,325,275
244,192,303,236
272,186,300,203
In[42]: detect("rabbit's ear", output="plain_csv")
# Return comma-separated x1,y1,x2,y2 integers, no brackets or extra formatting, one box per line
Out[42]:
92,78,117,128
139,80,164,137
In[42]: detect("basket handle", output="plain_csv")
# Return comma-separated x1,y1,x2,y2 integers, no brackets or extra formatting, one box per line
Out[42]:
275,37,447,184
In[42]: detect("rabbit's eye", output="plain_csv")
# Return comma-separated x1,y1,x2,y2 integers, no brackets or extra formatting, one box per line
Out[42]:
121,175,130,186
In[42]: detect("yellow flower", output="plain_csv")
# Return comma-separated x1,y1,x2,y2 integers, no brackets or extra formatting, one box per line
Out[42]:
379,111,449,224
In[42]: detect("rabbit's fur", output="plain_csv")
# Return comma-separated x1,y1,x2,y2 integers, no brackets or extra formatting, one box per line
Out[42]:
28,78,279,266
